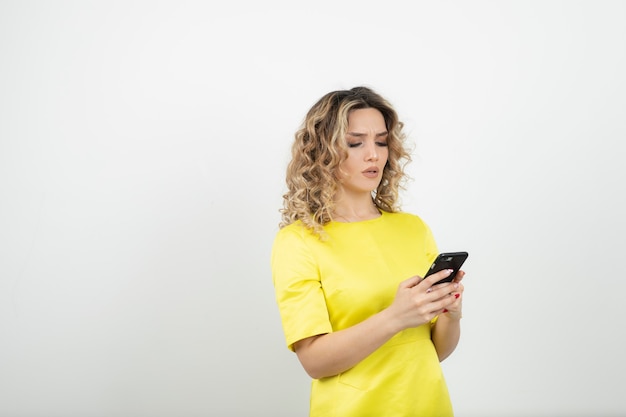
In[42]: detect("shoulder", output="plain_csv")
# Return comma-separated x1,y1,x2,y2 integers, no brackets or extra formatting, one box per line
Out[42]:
272,221,319,252
381,211,435,239
383,211,438,254
274,221,311,241
383,211,430,228
271,222,321,278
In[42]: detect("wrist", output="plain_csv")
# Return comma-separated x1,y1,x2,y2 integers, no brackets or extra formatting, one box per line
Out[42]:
379,306,405,335
440,311,462,321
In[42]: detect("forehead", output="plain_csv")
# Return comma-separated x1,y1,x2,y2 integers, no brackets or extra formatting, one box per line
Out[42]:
347,108,386,130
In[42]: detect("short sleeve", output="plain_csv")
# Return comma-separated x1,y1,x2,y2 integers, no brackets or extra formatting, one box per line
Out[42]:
271,225,333,351
421,220,439,270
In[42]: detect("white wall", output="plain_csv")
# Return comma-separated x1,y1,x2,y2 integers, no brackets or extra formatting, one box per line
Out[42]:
1,1,625,416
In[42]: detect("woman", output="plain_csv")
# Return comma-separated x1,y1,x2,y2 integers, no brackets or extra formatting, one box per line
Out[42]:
271,86,465,416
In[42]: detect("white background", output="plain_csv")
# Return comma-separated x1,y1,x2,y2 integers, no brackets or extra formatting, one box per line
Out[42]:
1,1,625,416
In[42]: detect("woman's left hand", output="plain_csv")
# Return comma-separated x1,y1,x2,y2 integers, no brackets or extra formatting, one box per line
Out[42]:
440,270,465,319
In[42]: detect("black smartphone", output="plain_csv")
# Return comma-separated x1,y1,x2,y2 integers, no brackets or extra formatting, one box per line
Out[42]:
424,252,469,285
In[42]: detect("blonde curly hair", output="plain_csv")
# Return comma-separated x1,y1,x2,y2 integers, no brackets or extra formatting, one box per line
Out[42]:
279,86,412,237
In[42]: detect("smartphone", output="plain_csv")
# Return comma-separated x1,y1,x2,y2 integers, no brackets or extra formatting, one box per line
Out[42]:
424,252,469,285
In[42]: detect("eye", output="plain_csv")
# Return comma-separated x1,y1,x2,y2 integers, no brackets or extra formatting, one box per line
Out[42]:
347,142,362,148
376,141,388,147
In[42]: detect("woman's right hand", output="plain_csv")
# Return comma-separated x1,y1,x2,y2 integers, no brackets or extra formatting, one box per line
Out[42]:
387,270,460,331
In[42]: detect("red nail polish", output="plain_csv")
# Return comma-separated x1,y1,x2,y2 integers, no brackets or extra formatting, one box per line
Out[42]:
443,309,449,313
454,293,460,299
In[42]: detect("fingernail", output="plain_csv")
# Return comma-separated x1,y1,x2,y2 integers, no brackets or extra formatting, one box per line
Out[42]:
455,293,460,299
443,309,449,313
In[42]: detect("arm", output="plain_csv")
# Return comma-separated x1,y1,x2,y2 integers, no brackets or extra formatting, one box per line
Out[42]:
294,269,460,379
293,306,400,379
431,271,465,361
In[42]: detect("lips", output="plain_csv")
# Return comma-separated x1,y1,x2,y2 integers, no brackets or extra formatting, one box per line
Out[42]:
362,166,379,178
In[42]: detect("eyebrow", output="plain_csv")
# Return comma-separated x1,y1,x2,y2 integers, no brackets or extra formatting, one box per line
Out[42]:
346,131,388,137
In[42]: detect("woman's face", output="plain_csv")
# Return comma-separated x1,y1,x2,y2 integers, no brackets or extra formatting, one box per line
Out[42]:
336,107,389,196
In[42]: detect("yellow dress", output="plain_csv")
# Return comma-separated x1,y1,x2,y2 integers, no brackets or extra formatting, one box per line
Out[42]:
271,211,454,417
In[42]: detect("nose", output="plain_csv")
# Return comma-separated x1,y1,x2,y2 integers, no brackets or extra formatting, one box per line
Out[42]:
365,142,379,161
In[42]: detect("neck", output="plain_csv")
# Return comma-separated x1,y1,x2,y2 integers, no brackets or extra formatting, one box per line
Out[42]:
332,200,381,223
